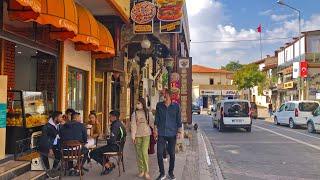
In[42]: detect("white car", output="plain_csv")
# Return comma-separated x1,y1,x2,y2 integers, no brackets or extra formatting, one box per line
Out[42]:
307,106,320,133
212,100,252,132
273,101,320,129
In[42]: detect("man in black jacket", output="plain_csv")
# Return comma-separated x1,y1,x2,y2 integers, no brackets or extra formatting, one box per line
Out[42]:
90,110,126,175
39,111,63,170
59,112,89,173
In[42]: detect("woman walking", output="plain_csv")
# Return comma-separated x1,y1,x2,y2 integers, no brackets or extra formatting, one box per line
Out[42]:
131,98,155,180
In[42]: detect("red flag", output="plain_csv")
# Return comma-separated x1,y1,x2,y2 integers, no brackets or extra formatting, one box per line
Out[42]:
300,60,308,78
257,24,262,33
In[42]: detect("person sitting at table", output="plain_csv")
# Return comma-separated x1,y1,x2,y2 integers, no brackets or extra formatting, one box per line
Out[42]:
90,110,127,175
59,112,89,175
85,111,101,149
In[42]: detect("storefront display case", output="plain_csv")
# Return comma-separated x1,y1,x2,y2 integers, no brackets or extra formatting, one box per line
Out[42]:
6,90,48,154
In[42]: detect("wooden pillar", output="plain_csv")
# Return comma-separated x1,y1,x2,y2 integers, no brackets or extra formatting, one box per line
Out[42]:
57,42,64,111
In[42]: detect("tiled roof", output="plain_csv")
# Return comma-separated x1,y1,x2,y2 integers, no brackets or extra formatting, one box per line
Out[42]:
192,65,231,73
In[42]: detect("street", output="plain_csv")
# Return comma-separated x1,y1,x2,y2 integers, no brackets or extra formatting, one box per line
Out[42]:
194,114,320,180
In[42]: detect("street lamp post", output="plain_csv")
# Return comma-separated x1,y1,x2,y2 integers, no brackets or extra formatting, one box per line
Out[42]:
277,0,303,100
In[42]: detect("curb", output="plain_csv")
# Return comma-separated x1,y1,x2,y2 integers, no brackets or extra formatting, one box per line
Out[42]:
198,131,224,180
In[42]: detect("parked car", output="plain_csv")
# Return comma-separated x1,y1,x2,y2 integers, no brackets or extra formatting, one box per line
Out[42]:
250,102,258,119
192,104,201,114
273,101,320,129
307,106,320,133
212,99,252,132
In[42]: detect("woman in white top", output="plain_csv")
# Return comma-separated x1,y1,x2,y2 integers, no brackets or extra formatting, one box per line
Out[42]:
131,97,154,180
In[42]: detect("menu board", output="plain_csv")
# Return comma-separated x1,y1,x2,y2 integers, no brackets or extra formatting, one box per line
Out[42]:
131,0,156,34
178,58,192,124
156,0,184,33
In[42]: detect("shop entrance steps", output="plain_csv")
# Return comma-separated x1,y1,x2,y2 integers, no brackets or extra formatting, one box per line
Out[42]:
12,171,46,180
0,160,46,180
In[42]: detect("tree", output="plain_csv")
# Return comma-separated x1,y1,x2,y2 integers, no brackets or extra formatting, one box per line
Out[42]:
221,61,243,72
233,64,266,101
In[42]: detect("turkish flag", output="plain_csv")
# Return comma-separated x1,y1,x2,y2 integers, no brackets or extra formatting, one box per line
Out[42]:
300,61,308,78
257,24,262,33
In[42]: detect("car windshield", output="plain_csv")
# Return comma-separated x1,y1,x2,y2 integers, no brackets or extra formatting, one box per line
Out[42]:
298,102,319,112
224,102,249,117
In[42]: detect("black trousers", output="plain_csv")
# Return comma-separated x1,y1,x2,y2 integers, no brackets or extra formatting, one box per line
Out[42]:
41,145,61,170
90,145,118,166
157,136,177,175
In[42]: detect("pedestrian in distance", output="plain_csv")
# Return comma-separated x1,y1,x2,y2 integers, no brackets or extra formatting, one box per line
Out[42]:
268,103,273,117
131,97,155,180
154,88,182,180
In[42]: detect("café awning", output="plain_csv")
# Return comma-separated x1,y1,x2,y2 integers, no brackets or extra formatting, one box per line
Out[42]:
93,22,115,59
33,0,78,41
7,0,41,21
72,4,99,51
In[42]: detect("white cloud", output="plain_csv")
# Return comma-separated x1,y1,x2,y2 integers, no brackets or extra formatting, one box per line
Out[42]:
186,0,215,16
270,14,294,21
259,9,273,16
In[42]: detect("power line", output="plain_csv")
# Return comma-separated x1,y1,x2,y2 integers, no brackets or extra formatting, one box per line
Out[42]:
191,37,294,43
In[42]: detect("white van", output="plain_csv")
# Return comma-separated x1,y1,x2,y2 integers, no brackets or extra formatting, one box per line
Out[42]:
212,100,252,132
274,101,320,128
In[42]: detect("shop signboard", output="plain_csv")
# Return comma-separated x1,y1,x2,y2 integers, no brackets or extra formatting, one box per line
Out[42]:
221,90,237,96
200,90,221,96
178,58,192,124
283,81,294,89
157,0,184,33
293,62,300,79
0,104,6,128
131,0,156,34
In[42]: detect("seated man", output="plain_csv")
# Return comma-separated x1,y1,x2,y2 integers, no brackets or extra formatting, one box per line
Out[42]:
39,111,63,171
59,112,89,175
90,110,127,175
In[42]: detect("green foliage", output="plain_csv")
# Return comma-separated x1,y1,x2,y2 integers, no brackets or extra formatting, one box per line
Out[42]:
233,64,266,91
221,61,243,72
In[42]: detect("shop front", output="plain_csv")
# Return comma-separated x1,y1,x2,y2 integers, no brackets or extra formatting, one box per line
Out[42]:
0,0,64,156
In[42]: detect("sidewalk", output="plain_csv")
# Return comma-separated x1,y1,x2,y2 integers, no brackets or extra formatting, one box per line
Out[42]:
64,135,187,180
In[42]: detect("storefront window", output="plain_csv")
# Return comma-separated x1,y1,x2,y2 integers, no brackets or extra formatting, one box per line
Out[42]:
67,67,87,120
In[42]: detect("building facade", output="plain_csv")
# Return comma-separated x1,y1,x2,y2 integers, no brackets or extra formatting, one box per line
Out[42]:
192,65,237,109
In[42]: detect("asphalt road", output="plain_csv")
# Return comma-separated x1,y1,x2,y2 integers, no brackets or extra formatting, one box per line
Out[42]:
194,114,320,180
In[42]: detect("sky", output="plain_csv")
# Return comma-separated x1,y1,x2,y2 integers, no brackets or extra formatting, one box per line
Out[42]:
186,0,320,68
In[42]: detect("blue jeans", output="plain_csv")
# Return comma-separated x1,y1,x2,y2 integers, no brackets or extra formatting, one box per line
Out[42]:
157,136,177,175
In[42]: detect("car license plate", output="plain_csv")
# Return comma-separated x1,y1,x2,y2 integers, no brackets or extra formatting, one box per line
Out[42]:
232,119,243,123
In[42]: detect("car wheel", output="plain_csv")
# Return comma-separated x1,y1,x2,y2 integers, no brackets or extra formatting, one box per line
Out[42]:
289,118,296,129
274,116,280,125
218,120,224,132
307,122,315,133
245,127,252,132
198,112,200,115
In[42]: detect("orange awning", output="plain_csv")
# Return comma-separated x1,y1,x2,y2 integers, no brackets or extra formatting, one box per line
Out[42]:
72,4,99,51
33,0,78,41
7,0,41,21
93,22,115,59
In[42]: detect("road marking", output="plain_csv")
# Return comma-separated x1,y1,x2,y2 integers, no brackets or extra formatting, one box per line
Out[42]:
269,124,320,141
200,133,212,166
253,125,320,151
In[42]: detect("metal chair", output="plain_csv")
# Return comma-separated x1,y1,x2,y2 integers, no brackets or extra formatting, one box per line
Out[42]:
60,140,84,179
102,139,126,176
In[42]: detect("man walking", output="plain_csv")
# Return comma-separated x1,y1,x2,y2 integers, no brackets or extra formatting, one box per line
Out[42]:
154,89,182,180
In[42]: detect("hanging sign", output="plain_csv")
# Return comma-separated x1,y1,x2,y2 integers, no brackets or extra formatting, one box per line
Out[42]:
170,73,180,104
300,60,308,78
131,0,156,34
156,0,184,33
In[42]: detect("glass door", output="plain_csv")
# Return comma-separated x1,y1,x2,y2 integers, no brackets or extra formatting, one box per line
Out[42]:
67,67,87,121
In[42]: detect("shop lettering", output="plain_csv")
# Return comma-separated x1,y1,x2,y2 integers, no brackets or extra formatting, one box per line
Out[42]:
135,25,152,32
160,21,180,31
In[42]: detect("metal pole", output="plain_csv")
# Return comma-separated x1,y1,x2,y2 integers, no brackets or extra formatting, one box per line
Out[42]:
260,32,263,60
